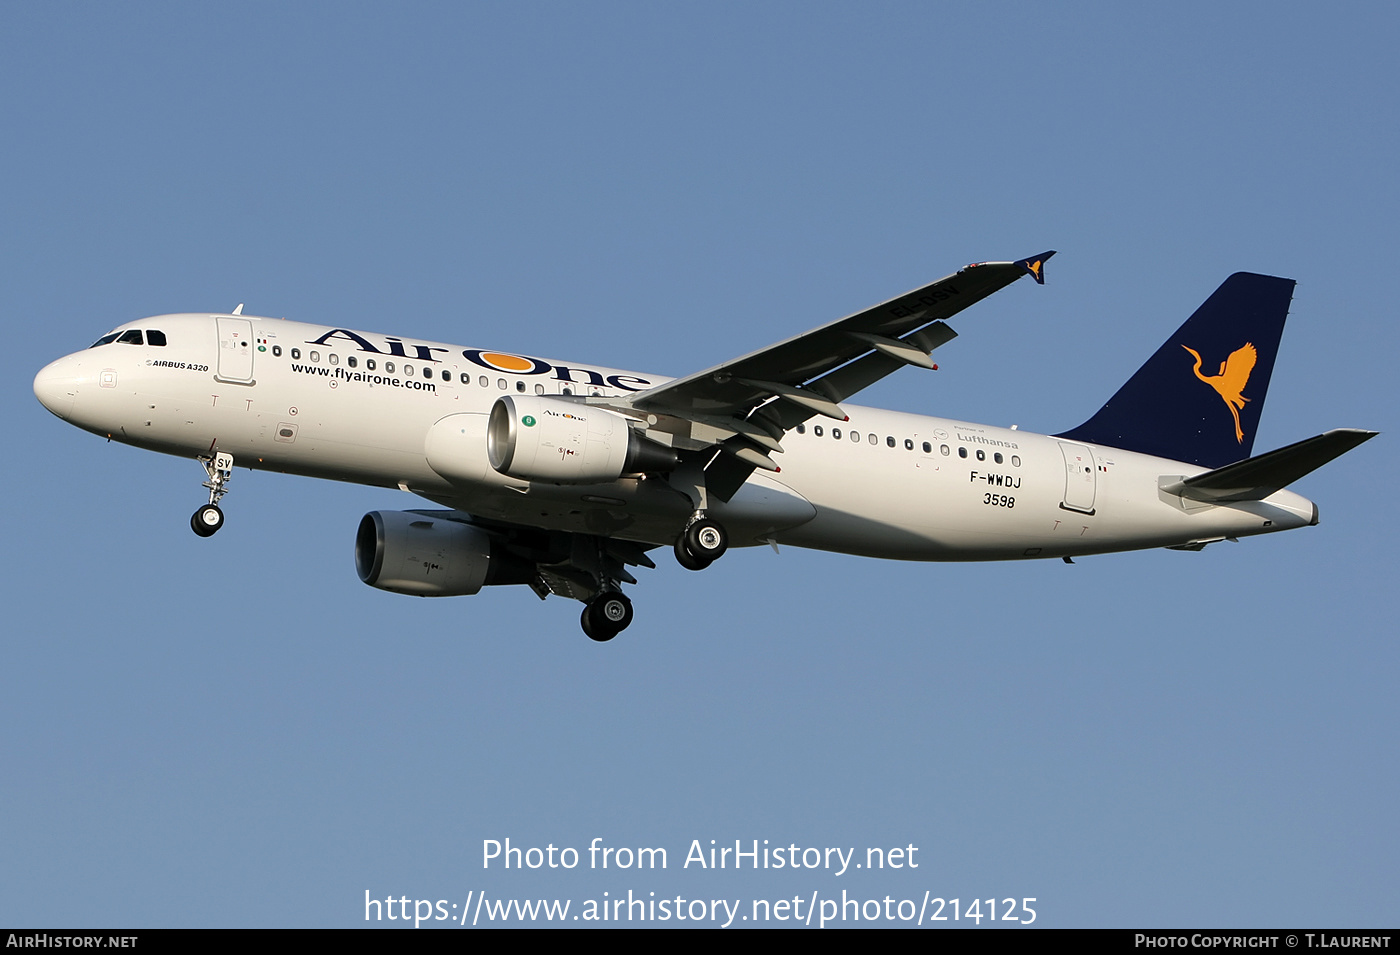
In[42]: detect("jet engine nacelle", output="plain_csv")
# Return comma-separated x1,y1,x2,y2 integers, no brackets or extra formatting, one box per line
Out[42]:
487,395,678,484
355,510,507,596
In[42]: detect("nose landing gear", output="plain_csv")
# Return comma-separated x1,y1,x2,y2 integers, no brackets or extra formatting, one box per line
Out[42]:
191,452,234,537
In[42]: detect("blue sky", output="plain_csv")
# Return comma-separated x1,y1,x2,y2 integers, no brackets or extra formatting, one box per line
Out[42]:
3,2,1397,928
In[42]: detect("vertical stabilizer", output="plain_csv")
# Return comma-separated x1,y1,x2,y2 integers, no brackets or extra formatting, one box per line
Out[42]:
1057,272,1295,468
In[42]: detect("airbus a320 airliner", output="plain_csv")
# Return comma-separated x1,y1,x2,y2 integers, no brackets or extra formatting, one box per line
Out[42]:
34,253,1375,640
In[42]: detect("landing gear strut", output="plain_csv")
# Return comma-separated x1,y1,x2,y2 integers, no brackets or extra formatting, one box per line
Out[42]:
581,591,633,642
674,514,728,570
191,451,233,538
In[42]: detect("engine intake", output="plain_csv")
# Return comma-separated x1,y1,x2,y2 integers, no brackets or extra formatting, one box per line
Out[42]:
487,395,678,483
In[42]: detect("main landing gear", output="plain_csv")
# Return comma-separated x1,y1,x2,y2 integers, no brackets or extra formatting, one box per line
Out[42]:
580,591,633,642
190,451,234,538
674,515,728,571
562,535,643,642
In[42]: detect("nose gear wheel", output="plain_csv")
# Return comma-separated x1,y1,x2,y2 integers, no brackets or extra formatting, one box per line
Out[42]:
191,504,224,537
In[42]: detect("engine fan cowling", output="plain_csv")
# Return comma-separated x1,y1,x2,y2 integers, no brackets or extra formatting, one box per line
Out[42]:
487,395,677,484
355,510,497,596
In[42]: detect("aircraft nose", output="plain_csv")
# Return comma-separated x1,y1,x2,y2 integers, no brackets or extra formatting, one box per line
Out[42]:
34,356,79,419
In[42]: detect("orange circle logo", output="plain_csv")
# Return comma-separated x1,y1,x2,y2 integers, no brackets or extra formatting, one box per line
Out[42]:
479,352,536,373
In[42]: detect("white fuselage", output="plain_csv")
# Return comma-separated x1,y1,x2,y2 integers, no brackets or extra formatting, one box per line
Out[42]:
34,313,1318,561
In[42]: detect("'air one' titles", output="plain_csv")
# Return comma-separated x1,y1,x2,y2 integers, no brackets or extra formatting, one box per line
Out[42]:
307,329,654,391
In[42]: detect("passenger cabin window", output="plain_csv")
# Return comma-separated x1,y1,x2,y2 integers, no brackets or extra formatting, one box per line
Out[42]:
814,425,824,437
310,350,319,362
291,348,301,360
329,353,339,365
994,452,1003,464
832,428,842,440
796,424,806,434
958,447,968,458
940,444,950,456
366,359,376,370
272,345,282,357
886,436,895,447
534,383,544,394
904,438,913,450
976,449,985,461
385,362,395,373
118,330,143,345
347,356,357,368
146,330,167,346
460,373,470,384
404,364,414,376
516,380,526,392
442,369,451,381
1011,455,1021,467
479,376,488,387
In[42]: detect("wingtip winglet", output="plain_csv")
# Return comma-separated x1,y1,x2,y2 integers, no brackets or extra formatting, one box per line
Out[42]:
1016,250,1056,285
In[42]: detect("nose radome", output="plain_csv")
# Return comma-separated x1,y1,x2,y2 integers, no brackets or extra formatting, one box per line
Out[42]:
34,356,79,420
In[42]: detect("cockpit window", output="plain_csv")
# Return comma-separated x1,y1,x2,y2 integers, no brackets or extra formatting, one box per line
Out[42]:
117,329,144,345
89,333,121,348
146,330,167,346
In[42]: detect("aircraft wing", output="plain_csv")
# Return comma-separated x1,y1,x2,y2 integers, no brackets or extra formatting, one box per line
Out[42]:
614,252,1054,498
629,252,1053,422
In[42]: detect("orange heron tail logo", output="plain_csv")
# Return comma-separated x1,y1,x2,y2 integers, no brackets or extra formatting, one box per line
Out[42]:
1182,343,1256,442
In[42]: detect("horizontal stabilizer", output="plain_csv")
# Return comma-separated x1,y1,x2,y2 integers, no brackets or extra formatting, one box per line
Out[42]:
1162,429,1377,503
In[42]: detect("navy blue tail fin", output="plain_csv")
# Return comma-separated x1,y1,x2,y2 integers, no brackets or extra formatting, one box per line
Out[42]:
1056,272,1295,468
